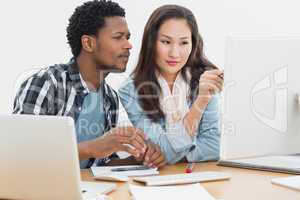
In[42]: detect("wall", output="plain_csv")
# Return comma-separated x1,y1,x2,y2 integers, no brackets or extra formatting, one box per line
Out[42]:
0,0,299,115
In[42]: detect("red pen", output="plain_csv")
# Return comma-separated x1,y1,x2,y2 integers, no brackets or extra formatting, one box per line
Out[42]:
185,163,195,173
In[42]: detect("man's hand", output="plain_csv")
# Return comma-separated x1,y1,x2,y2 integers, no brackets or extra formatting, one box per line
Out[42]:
84,127,147,159
142,140,166,168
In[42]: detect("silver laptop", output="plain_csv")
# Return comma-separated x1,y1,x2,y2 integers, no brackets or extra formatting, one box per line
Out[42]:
218,36,300,174
0,114,116,200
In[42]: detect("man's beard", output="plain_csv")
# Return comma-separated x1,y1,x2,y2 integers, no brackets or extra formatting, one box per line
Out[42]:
96,63,126,73
96,63,119,72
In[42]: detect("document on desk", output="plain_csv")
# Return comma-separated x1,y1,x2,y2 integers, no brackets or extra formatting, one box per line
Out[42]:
129,183,215,200
271,176,300,191
91,165,159,177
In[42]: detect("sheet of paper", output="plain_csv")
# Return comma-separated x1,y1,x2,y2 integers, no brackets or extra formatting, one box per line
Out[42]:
272,176,300,191
80,181,116,199
129,183,215,200
91,165,159,177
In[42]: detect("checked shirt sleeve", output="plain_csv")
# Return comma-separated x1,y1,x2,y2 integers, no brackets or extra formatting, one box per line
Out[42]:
13,70,55,115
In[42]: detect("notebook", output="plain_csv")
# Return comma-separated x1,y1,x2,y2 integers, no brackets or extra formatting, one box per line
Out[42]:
129,183,215,200
91,165,159,177
133,171,231,186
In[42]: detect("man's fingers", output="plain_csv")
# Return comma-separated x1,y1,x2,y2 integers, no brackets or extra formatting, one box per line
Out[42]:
115,126,133,137
134,133,147,150
120,144,140,157
130,129,147,149
117,127,146,139
135,152,145,162
116,127,147,148
117,136,144,153
129,139,145,152
134,128,147,140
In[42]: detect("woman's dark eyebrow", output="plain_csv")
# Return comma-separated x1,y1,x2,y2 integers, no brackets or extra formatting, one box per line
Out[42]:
160,34,189,40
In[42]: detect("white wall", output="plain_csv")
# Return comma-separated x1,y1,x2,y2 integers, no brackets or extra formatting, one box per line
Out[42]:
0,0,300,114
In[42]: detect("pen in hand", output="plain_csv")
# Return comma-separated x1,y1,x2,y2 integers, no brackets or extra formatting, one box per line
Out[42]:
218,73,224,79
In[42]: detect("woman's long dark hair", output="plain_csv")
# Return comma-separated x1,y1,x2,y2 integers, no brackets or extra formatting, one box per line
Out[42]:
132,5,217,122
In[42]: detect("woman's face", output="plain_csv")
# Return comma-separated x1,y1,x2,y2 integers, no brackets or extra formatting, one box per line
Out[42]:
155,18,192,78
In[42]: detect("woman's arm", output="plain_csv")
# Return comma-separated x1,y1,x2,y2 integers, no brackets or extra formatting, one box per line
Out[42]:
186,95,221,161
183,69,223,136
118,79,194,164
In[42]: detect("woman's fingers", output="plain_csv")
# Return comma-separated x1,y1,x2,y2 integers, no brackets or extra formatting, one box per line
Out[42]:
200,72,224,94
205,69,224,77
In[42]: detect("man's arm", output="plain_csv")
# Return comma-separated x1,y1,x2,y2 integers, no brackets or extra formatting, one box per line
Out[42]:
13,71,55,115
77,127,147,161
78,140,94,160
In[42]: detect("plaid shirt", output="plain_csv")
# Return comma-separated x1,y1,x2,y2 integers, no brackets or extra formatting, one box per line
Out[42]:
13,58,119,167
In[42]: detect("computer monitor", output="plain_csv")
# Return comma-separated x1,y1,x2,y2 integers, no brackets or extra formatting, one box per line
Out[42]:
0,114,115,200
220,36,300,160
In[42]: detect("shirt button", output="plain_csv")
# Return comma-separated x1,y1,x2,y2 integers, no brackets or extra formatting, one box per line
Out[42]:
78,107,82,111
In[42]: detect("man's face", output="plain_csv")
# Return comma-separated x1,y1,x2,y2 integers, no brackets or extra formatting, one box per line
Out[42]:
93,16,132,73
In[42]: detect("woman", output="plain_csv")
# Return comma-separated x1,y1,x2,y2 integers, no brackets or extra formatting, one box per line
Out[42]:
119,5,223,165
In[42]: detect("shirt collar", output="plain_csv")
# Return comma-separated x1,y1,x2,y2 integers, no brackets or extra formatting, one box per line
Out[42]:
67,58,111,100
78,73,90,94
67,58,89,95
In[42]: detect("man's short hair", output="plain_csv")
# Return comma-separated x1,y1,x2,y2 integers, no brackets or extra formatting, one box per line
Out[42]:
66,0,125,57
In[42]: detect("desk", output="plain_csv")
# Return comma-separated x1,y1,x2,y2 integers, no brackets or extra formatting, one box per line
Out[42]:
81,162,300,200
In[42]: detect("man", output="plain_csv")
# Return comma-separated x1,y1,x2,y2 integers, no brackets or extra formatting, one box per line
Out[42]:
13,0,165,168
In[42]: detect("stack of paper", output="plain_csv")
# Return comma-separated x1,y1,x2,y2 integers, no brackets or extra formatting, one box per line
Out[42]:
129,183,215,200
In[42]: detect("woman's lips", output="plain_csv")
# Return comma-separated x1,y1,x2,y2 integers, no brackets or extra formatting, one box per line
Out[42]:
166,60,179,66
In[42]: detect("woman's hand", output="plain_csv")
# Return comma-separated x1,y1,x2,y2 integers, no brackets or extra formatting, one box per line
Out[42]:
198,69,224,101
182,69,224,137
